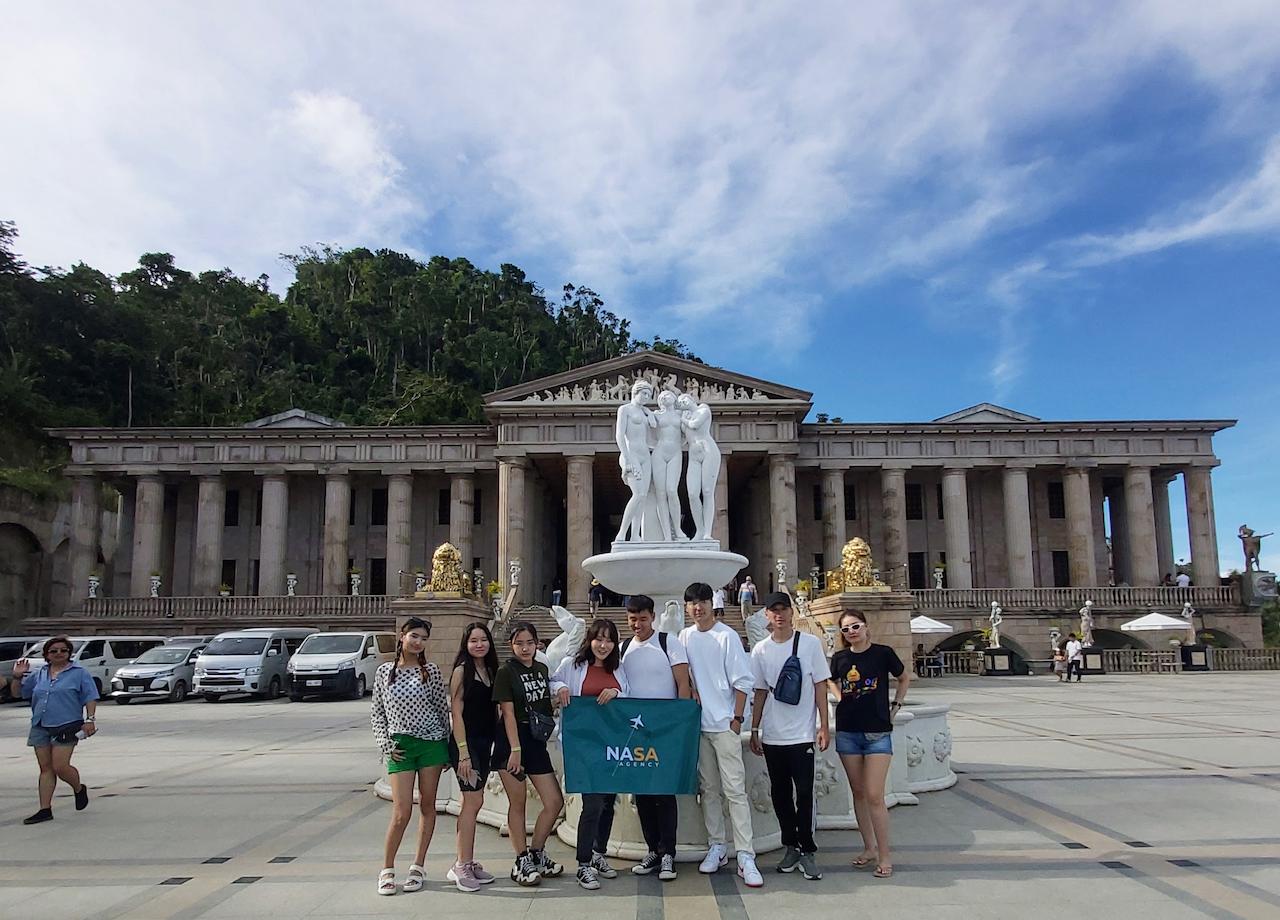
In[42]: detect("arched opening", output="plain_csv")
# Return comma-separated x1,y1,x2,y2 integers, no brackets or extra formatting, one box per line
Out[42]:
1090,627,1150,650
932,630,983,653
0,523,43,624
1197,628,1242,648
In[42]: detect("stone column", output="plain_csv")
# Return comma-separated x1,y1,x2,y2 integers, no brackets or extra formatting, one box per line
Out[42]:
498,458,528,603
769,455,798,587
68,475,100,601
1184,467,1220,586
192,475,226,595
713,466,730,546
880,467,908,588
821,468,847,572
1122,466,1159,586
130,475,165,596
449,473,475,577
566,456,594,605
1002,466,1035,588
386,474,413,595
258,474,290,596
322,473,352,595
942,468,974,589
1152,472,1176,581
1063,465,1098,586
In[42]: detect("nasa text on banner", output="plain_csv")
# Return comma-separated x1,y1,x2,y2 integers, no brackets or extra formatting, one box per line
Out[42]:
561,697,701,795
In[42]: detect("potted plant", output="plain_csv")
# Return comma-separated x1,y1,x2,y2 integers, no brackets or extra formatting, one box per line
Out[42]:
218,583,232,597
793,578,811,600
487,580,503,598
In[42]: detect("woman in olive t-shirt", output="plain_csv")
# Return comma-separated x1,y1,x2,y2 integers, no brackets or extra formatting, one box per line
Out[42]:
492,621,564,887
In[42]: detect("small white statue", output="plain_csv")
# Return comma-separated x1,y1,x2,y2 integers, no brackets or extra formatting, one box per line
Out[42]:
933,567,944,590
509,559,521,588
658,599,684,635
1181,601,1197,644
1048,627,1061,654
149,574,161,599
87,574,100,599
615,380,657,542
745,605,770,648
988,601,1003,649
413,571,427,593
349,572,361,596
676,393,721,541
543,605,586,674
286,572,298,597
1079,600,1095,647
775,557,788,591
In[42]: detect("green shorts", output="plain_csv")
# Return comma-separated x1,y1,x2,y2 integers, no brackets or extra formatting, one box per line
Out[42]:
387,734,449,774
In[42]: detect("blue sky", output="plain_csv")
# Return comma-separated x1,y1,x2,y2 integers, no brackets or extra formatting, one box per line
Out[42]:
3,2,1278,572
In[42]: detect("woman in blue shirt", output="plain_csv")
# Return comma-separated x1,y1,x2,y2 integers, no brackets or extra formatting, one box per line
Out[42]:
8,635,99,824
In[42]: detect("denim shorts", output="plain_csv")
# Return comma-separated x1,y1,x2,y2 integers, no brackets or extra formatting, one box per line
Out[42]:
27,723,78,748
836,730,893,756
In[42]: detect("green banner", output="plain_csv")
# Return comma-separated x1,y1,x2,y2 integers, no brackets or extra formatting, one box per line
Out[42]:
562,697,701,795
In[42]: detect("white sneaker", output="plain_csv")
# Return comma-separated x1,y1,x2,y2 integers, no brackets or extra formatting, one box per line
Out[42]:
699,843,728,874
737,852,763,888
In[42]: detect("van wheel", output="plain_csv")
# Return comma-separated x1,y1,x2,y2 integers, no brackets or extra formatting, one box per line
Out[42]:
169,681,187,703
351,675,366,699
266,677,281,700
204,693,222,703
93,678,104,697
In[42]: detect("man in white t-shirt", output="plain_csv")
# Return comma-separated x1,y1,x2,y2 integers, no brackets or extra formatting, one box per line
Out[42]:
712,586,727,618
679,582,762,887
1065,633,1084,682
749,592,830,880
620,594,690,881
1175,572,1191,588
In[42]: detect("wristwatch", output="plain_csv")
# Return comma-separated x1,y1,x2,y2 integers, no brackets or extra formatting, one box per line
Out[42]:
730,715,743,726
84,716,96,723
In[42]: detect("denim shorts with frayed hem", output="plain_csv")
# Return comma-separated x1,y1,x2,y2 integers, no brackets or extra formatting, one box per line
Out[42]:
27,724,78,748
835,730,893,756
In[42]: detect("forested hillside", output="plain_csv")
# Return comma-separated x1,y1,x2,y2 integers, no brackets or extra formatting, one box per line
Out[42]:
0,220,694,484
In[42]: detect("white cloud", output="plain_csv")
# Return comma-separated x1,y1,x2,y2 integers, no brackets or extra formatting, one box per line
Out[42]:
1,0,1278,353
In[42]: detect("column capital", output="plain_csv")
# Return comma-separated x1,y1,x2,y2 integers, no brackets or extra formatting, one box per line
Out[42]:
386,471,413,484
196,472,223,483
1123,463,1154,474
134,472,165,484
501,456,531,470
879,462,912,472
942,465,973,477
1002,460,1036,471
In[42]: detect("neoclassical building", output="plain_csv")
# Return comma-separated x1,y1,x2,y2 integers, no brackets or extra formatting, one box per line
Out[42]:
39,351,1259,650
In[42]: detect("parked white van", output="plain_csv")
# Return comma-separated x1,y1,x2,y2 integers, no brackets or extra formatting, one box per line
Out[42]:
20,635,167,696
287,631,396,700
194,628,317,701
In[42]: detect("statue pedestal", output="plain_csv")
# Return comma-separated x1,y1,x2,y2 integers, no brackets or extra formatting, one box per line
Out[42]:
1242,570,1278,607
1181,644,1210,671
389,596,491,674
1079,646,1106,674
983,647,1017,676
804,590,915,666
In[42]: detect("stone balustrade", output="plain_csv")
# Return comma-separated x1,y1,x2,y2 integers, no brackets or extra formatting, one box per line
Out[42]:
911,585,1239,611
76,595,392,619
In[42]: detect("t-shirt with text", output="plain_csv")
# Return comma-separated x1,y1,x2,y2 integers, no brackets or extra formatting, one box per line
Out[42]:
830,644,904,734
493,658,552,722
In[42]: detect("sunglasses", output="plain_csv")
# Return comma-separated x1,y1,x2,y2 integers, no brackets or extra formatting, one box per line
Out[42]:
47,647,72,654
840,624,866,634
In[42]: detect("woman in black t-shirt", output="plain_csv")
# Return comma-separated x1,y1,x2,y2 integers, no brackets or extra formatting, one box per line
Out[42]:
492,621,565,887
828,610,910,879
447,622,500,892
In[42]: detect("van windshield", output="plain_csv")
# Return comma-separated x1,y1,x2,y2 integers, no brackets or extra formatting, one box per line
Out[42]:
25,639,86,660
133,647,191,665
203,637,267,656
298,635,363,655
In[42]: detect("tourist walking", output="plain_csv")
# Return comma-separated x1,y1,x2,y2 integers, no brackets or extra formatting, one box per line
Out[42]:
370,617,451,895
551,618,631,889
712,585,727,618
679,582,763,887
749,593,831,880
738,576,757,618
9,636,98,825
446,622,500,892
1065,633,1084,682
1053,644,1067,682
493,621,565,887
830,610,909,880
620,595,691,881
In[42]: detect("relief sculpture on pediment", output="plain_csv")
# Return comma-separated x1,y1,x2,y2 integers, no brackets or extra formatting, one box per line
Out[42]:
518,367,775,403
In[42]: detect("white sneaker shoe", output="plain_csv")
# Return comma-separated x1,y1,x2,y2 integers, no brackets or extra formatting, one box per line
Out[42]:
699,843,728,874
737,852,763,888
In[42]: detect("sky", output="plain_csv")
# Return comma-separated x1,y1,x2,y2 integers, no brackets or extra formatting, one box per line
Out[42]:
3,1,1278,573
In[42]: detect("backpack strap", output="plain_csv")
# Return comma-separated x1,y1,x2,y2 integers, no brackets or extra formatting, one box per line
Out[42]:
659,632,669,657
621,637,632,657
792,631,801,655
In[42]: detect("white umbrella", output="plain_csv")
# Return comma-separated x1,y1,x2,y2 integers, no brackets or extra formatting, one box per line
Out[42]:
1119,612,1188,632
911,615,954,634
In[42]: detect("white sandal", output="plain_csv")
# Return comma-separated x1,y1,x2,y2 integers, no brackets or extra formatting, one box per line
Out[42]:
377,868,396,896
402,864,425,893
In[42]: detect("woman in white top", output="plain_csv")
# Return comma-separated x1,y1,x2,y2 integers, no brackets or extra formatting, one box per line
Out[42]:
551,618,630,890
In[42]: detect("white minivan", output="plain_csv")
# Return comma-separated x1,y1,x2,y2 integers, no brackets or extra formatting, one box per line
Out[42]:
193,628,317,701
20,635,167,697
286,631,396,700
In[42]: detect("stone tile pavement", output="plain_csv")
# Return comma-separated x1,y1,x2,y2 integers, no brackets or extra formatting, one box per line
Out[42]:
2,671,1278,919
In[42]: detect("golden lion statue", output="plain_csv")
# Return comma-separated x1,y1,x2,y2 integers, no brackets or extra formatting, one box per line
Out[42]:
428,542,469,593
824,537,885,594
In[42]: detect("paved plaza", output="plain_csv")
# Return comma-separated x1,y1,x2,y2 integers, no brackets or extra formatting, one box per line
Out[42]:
2,672,1279,919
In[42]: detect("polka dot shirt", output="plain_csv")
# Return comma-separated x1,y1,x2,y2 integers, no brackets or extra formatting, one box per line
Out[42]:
370,661,450,757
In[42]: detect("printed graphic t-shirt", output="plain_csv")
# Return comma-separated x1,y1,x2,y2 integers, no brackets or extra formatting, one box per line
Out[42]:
493,658,553,722
830,644,904,734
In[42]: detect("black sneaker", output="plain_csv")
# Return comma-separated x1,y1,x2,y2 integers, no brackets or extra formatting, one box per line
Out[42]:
658,854,677,881
74,784,89,811
23,808,52,825
590,852,618,879
632,852,661,876
512,850,541,887
576,865,600,890
534,847,564,878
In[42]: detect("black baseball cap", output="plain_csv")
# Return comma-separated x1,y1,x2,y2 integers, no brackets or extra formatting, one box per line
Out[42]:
763,592,792,610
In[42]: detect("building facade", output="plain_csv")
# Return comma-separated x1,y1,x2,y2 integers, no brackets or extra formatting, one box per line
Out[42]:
43,351,1257,649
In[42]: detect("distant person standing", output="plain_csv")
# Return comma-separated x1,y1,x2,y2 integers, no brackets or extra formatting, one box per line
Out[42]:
738,576,757,618
1175,571,1191,588
680,582,763,888
712,585,727,619
1064,633,1084,682
589,579,606,616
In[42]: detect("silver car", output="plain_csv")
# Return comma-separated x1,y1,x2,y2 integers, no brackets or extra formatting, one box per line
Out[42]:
110,643,206,703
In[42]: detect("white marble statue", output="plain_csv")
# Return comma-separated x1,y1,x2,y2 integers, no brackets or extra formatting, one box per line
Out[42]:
87,574,100,599
1079,600,1095,647
286,572,298,597
988,601,1003,649
676,393,721,541
615,380,657,542
544,605,586,674
745,605,770,648
1181,602,1197,644
658,599,684,635
1048,627,1061,654
651,390,686,541
932,567,944,590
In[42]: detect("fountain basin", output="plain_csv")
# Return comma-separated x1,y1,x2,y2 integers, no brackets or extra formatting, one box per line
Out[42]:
582,546,748,598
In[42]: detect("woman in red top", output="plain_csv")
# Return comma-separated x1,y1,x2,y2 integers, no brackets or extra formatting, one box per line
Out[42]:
551,619,631,890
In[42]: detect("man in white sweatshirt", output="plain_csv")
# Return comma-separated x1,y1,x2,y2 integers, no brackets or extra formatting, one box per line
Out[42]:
679,582,762,887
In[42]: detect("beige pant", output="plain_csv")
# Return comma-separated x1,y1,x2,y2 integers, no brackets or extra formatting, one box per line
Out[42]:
697,730,755,855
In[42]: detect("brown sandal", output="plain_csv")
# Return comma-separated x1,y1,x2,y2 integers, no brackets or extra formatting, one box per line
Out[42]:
874,864,894,879
852,853,875,868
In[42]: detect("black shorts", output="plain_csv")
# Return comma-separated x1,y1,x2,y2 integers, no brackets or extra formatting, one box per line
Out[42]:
449,735,494,792
492,723,555,777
